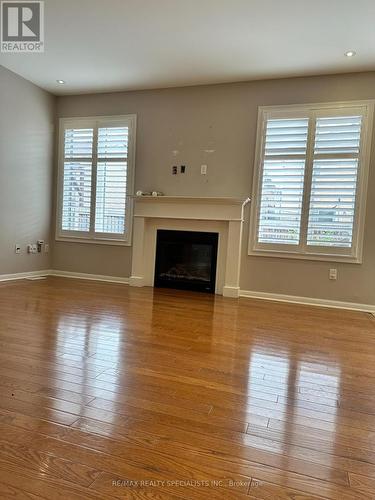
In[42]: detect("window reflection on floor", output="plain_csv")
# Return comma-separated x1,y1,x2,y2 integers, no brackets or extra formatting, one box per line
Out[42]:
56,312,123,423
245,348,341,465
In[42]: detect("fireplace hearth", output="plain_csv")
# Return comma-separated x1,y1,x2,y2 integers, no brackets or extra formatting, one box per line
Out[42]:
154,230,218,293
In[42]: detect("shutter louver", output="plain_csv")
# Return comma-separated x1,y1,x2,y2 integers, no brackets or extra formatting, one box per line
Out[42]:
62,128,93,232
307,116,362,247
95,127,128,234
257,118,309,245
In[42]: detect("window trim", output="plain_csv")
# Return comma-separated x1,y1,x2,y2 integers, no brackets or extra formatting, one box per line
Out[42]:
248,100,374,263
56,114,137,246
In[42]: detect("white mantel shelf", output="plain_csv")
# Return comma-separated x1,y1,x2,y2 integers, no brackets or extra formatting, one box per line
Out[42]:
133,196,248,204
129,196,251,298
132,196,251,222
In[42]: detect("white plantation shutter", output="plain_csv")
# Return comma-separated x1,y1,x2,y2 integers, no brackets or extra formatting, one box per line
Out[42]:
252,102,373,261
62,128,93,232
95,127,129,234
58,116,136,242
307,116,362,247
258,118,308,245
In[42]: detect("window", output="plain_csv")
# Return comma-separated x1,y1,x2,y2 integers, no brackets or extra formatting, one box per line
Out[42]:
57,115,136,245
249,101,374,262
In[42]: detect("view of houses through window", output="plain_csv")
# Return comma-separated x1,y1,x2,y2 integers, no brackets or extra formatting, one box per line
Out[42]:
58,115,136,243
251,102,372,260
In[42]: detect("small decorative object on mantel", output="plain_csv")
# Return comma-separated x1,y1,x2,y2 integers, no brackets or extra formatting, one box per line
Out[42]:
136,191,152,196
135,191,164,197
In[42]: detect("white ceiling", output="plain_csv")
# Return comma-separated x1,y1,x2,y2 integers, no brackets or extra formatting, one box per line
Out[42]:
1,0,375,96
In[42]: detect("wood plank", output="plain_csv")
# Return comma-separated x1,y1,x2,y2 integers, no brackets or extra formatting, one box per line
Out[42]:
0,462,112,500
247,478,326,499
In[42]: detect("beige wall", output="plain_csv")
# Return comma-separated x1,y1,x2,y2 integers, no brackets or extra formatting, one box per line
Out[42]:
54,72,375,305
0,66,55,275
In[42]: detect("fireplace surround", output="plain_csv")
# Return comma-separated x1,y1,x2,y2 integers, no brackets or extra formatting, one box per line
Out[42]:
129,196,250,297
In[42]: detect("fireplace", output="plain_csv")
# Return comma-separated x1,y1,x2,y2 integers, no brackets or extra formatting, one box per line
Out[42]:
154,230,219,293
130,196,250,297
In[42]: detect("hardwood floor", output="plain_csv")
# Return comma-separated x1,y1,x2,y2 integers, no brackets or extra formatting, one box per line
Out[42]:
0,277,374,499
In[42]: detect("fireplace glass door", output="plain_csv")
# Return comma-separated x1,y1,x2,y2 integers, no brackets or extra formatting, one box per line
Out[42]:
154,230,218,293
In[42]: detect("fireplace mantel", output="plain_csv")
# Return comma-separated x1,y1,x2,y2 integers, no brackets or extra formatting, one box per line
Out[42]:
129,196,250,297
132,195,246,203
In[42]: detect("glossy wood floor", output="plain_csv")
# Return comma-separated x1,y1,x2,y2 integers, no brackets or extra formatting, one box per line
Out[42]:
0,278,375,499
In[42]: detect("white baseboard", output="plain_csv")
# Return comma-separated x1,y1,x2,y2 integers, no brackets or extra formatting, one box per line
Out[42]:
0,269,129,285
0,270,50,282
49,270,129,284
240,289,375,313
222,286,240,298
129,276,145,287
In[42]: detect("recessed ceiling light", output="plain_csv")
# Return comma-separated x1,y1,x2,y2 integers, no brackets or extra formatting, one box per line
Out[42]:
345,51,356,57
56,79,66,84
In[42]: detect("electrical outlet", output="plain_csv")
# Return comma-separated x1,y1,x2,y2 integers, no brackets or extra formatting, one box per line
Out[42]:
172,166,178,175
329,268,337,280
37,240,44,253
201,164,207,175
15,244,21,254
27,244,33,254
44,243,50,254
